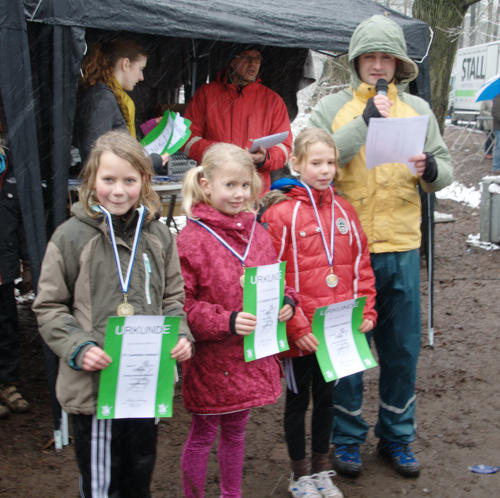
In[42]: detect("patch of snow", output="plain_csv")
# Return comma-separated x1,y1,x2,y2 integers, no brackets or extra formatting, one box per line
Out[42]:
160,215,187,234
435,181,481,208
466,233,500,251
434,211,455,223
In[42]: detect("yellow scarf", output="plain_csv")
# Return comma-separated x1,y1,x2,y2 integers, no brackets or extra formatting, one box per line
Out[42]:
106,75,136,138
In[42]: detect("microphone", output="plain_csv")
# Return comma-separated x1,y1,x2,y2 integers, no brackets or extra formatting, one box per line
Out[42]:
375,79,388,96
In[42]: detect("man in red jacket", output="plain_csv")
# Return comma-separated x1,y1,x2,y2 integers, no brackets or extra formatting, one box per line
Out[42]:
183,45,292,194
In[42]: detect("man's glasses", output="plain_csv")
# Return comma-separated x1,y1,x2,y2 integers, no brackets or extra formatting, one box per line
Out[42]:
235,55,263,64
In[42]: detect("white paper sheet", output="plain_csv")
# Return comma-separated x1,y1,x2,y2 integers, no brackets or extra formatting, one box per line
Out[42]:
323,304,365,379
114,315,164,418
252,263,282,359
143,114,174,155
249,131,289,153
365,115,429,174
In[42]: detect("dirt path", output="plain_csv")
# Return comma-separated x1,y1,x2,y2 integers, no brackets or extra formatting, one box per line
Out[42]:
1,126,499,497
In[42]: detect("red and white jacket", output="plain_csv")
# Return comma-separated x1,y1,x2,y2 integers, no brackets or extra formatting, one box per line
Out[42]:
183,73,292,194
261,181,377,357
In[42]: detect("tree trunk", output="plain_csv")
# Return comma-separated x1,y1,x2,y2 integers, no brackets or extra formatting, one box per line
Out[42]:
487,0,494,42
495,1,500,40
412,0,481,133
469,3,477,46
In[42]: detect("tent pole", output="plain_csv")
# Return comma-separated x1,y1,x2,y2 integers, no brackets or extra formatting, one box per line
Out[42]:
427,192,434,346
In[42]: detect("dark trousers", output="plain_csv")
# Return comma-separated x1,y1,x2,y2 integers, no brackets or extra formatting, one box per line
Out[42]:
0,283,19,384
72,415,158,498
284,354,334,461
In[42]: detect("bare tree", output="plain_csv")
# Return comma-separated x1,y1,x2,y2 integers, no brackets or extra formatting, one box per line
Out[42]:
495,0,500,39
486,0,494,42
470,3,478,45
413,0,482,132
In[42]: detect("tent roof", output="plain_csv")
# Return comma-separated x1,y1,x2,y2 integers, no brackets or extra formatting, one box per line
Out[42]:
24,0,429,59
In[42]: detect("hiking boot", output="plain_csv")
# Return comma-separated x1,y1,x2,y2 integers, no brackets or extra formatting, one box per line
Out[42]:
312,471,344,498
0,402,9,419
0,384,30,413
332,444,362,477
288,474,322,497
377,439,420,477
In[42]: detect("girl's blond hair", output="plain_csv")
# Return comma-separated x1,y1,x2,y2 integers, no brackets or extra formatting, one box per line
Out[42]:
182,143,262,217
79,130,160,221
292,128,341,182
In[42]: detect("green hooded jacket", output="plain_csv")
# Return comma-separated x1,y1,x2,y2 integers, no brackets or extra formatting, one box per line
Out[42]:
309,15,453,253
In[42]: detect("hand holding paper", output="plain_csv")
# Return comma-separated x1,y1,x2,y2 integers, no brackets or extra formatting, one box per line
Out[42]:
235,312,257,335
170,337,193,362
82,346,111,371
365,115,429,173
249,131,289,153
295,332,319,353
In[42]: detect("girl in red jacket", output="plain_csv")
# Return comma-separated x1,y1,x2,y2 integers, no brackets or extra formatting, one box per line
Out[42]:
261,128,377,498
176,143,298,498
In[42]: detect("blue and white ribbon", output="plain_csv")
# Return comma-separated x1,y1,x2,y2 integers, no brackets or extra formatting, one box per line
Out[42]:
301,183,335,268
100,205,146,295
188,215,257,266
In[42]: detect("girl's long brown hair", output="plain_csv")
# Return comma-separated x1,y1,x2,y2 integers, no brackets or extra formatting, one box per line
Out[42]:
80,38,147,105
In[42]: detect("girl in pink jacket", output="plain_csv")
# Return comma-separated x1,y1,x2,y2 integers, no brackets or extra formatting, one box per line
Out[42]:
176,143,298,498
261,128,377,498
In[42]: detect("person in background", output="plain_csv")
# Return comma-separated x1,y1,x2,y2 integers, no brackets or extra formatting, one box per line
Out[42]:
0,123,31,418
261,128,376,498
183,45,292,194
309,14,452,478
478,100,494,159
177,143,297,498
491,94,500,172
33,130,193,496
75,38,168,173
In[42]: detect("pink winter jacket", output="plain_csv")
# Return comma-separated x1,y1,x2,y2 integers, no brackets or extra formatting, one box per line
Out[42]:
261,183,377,358
177,203,298,414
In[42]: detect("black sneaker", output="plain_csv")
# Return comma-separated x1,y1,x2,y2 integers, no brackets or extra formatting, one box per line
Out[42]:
332,444,362,477
377,439,420,477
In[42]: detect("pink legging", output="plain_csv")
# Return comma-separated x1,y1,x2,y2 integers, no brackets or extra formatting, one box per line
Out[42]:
181,410,250,498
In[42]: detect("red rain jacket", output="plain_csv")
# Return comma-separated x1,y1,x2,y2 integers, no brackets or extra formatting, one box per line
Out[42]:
183,74,292,194
261,183,377,358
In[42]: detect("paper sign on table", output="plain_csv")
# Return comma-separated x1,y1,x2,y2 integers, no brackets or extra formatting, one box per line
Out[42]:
249,131,289,153
97,315,180,419
140,111,192,156
365,115,429,174
243,262,289,361
312,297,377,382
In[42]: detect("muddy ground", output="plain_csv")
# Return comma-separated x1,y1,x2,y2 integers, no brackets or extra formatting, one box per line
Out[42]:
1,126,499,497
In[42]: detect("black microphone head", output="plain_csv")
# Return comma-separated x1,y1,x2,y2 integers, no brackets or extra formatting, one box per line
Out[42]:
376,79,388,95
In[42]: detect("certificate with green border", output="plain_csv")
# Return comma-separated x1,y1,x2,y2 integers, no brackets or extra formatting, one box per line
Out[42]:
243,262,289,361
312,297,377,381
97,315,179,419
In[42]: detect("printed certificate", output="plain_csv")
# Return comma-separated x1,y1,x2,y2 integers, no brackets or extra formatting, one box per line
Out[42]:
243,262,289,361
313,297,377,381
97,315,180,419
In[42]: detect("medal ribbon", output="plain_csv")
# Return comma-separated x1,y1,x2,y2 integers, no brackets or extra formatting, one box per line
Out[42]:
301,183,335,267
100,205,146,295
188,215,257,266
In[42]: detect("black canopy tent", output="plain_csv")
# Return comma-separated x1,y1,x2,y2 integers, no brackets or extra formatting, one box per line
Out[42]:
15,0,431,275
1,0,435,444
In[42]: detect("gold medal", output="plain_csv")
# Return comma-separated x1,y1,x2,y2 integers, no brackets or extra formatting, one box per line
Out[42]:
326,272,339,288
117,295,135,316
